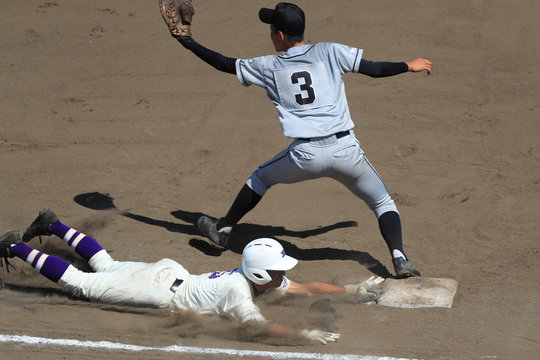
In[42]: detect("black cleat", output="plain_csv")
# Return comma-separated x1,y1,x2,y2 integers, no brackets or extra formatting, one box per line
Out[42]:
0,230,21,272
197,216,229,249
393,257,421,278
22,208,59,243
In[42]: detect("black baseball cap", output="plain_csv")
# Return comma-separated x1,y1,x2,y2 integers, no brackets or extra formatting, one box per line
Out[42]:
259,2,305,37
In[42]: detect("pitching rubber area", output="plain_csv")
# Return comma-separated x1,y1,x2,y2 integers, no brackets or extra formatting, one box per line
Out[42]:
0,334,419,360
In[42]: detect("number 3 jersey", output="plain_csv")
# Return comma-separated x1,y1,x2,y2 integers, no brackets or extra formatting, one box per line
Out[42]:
235,43,363,139
170,267,290,323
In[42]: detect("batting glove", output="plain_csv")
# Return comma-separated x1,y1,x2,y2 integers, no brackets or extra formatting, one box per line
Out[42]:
299,329,340,344
344,276,385,303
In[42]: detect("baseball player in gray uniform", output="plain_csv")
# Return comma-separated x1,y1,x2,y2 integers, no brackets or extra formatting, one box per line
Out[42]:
168,2,432,278
0,208,384,344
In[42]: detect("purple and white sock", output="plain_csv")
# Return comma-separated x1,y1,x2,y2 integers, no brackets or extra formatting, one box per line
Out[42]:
48,221,103,262
9,242,69,283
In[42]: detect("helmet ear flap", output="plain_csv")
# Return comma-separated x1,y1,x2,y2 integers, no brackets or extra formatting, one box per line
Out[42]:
247,269,272,285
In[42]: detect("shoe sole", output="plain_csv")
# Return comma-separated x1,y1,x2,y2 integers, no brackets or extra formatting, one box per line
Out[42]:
395,270,421,279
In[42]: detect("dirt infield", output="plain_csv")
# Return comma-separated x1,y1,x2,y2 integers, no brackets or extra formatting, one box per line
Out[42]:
1,1,539,359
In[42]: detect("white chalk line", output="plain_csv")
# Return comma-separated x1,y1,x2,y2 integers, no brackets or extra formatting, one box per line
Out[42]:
0,334,419,360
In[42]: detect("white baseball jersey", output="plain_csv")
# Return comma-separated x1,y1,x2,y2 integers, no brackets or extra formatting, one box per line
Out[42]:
58,250,290,323
172,267,291,323
235,42,363,138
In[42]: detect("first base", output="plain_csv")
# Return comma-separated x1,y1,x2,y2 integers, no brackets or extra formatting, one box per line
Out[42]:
377,277,458,308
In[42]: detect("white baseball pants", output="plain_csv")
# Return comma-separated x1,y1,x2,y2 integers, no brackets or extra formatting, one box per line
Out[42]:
58,250,189,308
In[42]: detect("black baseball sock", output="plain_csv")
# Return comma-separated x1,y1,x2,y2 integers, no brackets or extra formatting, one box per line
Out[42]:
378,211,406,259
218,184,262,230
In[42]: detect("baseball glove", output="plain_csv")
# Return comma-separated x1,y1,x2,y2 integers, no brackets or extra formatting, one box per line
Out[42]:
159,0,195,37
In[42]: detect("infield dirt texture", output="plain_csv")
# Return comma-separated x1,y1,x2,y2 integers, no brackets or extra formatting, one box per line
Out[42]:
1,1,539,359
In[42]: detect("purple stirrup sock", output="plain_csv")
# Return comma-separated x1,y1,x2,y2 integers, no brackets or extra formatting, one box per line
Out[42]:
48,220,104,261
9,242,69,283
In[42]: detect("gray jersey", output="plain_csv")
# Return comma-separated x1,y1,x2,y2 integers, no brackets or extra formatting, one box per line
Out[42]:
235,43,363,138
237,45,396,219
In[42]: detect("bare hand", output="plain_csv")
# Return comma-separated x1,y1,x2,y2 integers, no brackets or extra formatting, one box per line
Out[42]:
406,58,432,74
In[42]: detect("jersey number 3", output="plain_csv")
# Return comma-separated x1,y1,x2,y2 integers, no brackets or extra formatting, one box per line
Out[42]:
291,71,316,105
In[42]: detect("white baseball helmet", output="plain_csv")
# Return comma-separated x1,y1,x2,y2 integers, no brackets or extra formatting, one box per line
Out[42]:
241,238,298,285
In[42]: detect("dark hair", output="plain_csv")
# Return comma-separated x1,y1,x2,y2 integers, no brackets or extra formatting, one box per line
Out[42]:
271,25,304,44
285,33,304,44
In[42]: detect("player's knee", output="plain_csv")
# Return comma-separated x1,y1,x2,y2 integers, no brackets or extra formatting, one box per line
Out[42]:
88,249,115,272
246,175,269,196
57,265,84,296
370,194,398,218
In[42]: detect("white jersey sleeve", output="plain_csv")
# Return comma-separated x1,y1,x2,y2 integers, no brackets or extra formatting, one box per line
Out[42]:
172,268,266,323
265,276,291,296
235,43,363,138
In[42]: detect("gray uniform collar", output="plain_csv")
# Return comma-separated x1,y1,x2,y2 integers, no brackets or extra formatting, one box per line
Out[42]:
279,44,314,59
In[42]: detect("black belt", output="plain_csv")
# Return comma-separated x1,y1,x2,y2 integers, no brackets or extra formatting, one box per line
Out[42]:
299,130,350,142
169,278,184,293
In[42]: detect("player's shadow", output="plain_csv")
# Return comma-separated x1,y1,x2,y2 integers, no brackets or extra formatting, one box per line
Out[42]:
0,282,174,316
73,192,393,278
2,283,79,298
0,281,91,304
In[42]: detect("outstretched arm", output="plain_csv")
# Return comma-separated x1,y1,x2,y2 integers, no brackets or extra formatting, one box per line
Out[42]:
286,276,384,303
246,321,339,345
287,280,346,296
239,305,339,344
359,58,432,77
269,322,340,344
175,36,237,74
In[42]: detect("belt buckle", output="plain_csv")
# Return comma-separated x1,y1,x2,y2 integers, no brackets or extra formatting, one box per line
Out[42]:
169,278,183,293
